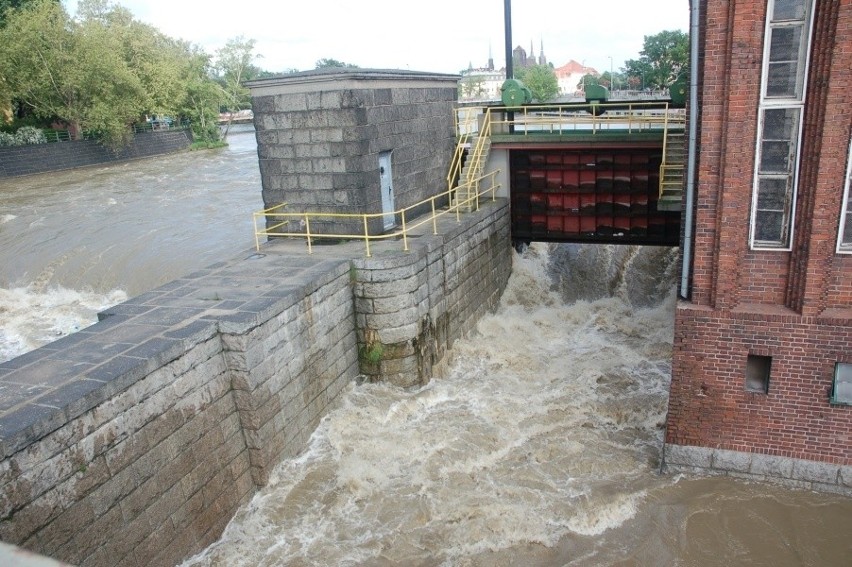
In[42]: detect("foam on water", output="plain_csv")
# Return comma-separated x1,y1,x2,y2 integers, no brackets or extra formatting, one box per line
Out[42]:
180,243,678,566
0,284,127,362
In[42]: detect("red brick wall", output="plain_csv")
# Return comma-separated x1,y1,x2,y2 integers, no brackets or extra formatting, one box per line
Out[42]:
668,0,852,466
668,305,852,464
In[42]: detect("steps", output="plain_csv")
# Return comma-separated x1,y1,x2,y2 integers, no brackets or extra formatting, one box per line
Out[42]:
658,130,686,211
453,135,492,210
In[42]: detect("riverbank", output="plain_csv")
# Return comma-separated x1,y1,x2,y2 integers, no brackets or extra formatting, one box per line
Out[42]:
0,129,193,179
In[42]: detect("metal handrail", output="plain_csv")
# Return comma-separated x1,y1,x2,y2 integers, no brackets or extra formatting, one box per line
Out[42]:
461,108,493,208
487,102,686,136
253,170,502,257
447,107,481,192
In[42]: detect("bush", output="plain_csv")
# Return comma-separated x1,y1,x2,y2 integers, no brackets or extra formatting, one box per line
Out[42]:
0,126,48,146
16,126,47,145
0,132,17,146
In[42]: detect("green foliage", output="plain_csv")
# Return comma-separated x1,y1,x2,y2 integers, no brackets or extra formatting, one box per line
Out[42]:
0,0,54,27
458,74,486,99
0,0,254,148
359,342,383,365
578,73,600,91
179,49,223,145
190,139,226,150
623,29,689,90
518,64,559,102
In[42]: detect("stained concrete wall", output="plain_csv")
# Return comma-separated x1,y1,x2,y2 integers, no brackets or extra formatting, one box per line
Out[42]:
0,130,193,178
0,199,512,566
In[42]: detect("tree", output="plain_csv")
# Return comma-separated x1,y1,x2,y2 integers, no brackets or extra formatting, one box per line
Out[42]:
515,64,559,103
623,30,689,90
315,58,358,69
215,36,257,139
458,74,486,100
179,49,222,145
577,73,600,91
0,0,55,27
0,0,84,133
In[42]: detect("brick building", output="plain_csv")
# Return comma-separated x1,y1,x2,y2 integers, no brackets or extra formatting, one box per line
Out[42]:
663,0,852,491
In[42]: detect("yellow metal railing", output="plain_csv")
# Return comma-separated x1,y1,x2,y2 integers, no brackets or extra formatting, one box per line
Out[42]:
658,108,688,200
487,102,685,136
253,170,502,257
447,107,482,193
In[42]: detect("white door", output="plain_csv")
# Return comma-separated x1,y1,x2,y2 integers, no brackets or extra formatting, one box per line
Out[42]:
379,151,395,230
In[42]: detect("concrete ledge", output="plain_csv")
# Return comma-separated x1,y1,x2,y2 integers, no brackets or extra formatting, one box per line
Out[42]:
663,443,852,496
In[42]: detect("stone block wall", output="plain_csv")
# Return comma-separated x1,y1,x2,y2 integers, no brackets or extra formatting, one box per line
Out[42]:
0,252,360,566
247,69,460,236
0,130,192,178
0,199,513,566
353,200,512,387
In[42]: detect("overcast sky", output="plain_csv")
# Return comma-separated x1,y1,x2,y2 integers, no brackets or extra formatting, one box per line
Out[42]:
61,0,689,75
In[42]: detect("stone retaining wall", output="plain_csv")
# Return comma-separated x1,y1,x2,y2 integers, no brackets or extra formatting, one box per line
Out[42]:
663,444,852,495
0,130,192,178
0,200,512,566
353,201,512,386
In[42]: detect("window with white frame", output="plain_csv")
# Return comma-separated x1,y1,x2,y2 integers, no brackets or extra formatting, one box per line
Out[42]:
750,0,815,250
838,140,852,253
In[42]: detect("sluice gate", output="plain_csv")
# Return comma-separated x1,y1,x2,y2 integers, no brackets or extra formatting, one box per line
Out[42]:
509,145,681,246
457,98,686,248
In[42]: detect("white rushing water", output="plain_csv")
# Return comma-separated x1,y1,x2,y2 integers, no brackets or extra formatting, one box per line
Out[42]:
180,243,852,567
180,244,669,565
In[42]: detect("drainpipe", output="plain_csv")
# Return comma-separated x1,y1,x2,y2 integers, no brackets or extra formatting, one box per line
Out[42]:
680,0,700,299
504,0,513,81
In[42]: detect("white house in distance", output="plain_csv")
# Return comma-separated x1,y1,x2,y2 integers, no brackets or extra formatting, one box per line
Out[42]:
553,60,598,97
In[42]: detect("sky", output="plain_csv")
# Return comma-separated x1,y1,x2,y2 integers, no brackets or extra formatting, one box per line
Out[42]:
61,0,690,76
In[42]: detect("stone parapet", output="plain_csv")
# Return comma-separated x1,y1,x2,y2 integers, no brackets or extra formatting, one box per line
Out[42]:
352,200,512,387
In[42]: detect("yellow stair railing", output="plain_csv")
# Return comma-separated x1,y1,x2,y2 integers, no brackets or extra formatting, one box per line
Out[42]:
658,109,687,205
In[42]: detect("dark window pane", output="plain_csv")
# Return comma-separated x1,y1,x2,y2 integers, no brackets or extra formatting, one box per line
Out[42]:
833,363,852,403
761,141,792,172
755,210,785,243
769,26,802,62
762,108,798,140
767,62,800,97
773,0,806,21
843,212,852,246
757,177,789,210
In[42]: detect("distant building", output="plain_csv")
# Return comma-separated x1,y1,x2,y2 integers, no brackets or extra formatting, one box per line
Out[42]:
553,60,599,96
459,43,597,101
